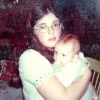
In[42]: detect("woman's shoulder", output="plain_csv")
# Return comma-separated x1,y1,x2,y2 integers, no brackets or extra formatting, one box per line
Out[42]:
21,49,41,56
19,49,44,60
19,49,52,70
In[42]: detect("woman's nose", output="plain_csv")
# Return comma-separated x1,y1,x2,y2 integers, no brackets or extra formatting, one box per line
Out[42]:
48,27,54,35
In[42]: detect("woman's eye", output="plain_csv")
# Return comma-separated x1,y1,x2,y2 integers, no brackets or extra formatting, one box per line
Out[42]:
39,25,46,29
54,23,59,27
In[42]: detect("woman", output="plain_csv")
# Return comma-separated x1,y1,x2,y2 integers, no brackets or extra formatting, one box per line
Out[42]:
19,1,91,100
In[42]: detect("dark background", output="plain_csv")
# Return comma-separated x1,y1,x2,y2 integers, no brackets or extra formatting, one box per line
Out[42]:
0,0,100,60
0,0,100,87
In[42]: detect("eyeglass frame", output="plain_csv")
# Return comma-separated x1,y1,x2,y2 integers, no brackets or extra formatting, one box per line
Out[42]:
33,20,62,33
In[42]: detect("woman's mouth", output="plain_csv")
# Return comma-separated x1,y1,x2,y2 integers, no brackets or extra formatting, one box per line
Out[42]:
48,38,56,41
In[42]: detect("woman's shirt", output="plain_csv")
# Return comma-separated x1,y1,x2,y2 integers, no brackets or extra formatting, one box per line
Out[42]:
18,49,54,100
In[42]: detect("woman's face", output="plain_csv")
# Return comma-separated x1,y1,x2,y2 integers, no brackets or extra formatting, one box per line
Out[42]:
33,12,61,48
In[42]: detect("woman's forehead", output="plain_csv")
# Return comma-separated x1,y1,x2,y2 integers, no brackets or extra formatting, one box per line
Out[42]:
36,12,59,25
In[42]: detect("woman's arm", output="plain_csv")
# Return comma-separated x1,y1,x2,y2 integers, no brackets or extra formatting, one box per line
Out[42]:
38,69,91,100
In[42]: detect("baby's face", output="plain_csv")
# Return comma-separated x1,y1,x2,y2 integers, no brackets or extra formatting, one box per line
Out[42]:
54,42,75,67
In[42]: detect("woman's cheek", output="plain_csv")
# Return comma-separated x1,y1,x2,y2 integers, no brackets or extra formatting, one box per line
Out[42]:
57,30,62,40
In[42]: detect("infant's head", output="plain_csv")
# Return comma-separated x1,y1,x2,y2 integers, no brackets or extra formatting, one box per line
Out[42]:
54,34,80,66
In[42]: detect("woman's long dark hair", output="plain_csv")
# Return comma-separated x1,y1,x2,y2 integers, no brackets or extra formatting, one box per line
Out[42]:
27,1,64,63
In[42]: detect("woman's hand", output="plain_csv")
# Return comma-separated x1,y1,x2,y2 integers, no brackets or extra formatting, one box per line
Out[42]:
90,82,98,100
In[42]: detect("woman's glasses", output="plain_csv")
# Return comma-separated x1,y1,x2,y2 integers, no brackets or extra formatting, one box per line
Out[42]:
34,21,62,33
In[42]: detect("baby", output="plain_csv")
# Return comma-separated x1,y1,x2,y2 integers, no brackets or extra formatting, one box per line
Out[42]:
53,34,96,100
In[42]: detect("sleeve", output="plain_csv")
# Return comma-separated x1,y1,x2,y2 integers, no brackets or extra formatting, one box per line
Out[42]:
73,52,90,81
79,52,90,68
19,49,54,88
